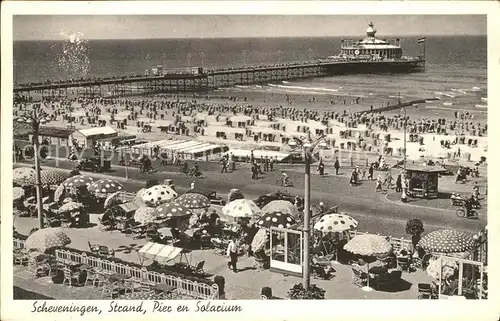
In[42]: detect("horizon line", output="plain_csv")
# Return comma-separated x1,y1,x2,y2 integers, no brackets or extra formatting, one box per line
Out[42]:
14,34,486,42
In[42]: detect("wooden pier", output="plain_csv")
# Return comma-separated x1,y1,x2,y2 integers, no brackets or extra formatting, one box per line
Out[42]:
14,58,425,100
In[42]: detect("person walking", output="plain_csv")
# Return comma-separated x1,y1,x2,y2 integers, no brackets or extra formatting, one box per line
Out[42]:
227,238,239,273
368,163,374,181
190,180,195,190
385,171,393,189
334,158,340,175
270,157,275,171
264,156,269,172
376,176,383,192
230,152,236,171
221,157,228,173
395,173,402,192
317,159,325,176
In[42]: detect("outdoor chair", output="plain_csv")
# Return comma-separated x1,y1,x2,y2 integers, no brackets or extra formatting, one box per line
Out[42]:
397,256,410,271
417,283,433,299
88,241,99,254
13,249,30,266
28,256,52,277
351,267,368,288
375,273,391,291
62,266,81,287
192,261,206,276
312,265,333,280
101,280,121,299
411,257,423,270
98,246,115,258
83,266,100,287
200,235,212,249
146,230,161,242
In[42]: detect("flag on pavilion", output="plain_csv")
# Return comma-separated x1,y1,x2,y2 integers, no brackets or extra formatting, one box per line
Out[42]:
417,37,426,43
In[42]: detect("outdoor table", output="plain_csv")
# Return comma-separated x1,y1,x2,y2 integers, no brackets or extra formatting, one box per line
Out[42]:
109,273,131,282
154,283,175,299
369,266,388,275
312,256,331,267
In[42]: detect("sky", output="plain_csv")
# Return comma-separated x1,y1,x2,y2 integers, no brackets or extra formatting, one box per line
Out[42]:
13,15,486,41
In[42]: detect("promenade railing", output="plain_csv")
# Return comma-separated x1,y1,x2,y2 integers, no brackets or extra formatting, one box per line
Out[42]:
52,248,218,299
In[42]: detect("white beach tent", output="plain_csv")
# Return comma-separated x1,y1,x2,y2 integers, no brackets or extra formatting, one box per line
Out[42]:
225,149,291,162
137,242,190,265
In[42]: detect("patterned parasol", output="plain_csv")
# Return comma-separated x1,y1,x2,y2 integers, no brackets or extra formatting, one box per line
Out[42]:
426,257,459,280
58,201,84,214
418,229,476,254
256,211,296,229
251,228,269,252
40,169,67,186
142,185,178,206
104,192,128,209
222,199,261,218
13,187,25,201
344,234,392,257
175,193,211,209
261,200,297,217
13,167,36,187
314,213,358,233
25,228,71,251
62,175,95,189
154,202,193,219
89,178,124,198
134,207,157,224
53,184,66,203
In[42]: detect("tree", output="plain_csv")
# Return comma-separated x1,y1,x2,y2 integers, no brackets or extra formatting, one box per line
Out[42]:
405,218,425,249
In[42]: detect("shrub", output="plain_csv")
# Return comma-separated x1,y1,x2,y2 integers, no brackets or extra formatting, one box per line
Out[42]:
287,283,325,300
405,219,424,236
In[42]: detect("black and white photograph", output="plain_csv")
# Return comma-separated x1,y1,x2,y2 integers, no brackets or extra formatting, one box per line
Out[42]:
1,2,498,320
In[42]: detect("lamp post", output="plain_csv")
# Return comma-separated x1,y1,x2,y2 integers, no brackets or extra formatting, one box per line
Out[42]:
200,52,205,69
187,53,192,70
297,131,325,289
242,50,247,66
308,48,313,61
16,104,52,229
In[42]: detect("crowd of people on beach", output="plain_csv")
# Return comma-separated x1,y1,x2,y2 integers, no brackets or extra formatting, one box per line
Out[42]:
13,94,487,143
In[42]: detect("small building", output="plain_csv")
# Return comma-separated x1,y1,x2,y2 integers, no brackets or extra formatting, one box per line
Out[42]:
71,126,118,148
28,126,75,146
404,164,447,199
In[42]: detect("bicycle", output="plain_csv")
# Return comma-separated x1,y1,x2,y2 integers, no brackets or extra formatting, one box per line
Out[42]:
456,206,478,219
276,177,293,187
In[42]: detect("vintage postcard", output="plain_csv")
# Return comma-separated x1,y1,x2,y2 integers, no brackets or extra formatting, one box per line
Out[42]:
1,1,498,321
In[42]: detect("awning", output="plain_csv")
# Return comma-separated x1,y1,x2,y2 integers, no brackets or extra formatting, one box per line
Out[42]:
138,242,184,265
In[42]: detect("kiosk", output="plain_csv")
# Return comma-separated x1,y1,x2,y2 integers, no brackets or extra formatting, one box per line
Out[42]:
404,164,446,199
269,227,303,277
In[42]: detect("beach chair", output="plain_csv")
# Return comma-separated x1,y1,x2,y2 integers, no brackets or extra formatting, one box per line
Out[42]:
397,256,410,271
351,267,368,287
62,266,81,287
417,283,432,299
192,261,206,276
98,245,115,258
200,235,212,249
312,265,333,280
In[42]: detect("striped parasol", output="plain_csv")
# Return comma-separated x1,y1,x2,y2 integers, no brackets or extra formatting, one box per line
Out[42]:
53,184,66,203
25,228,71,251
251,228,269,252
418,229,476,254
104,191,128,209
